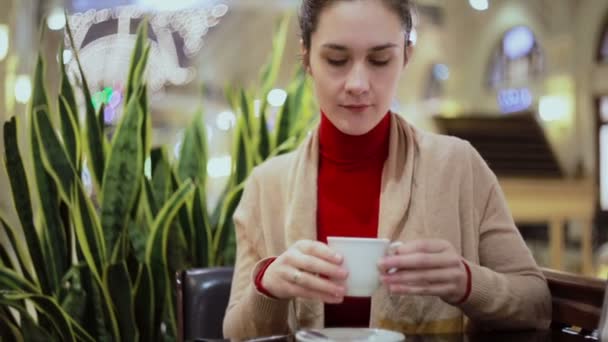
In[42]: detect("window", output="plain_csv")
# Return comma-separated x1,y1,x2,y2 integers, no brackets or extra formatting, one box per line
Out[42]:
424,63,449,100
487,26,544,89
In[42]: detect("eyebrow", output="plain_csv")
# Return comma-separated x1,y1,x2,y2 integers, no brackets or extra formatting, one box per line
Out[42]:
321,43,398,52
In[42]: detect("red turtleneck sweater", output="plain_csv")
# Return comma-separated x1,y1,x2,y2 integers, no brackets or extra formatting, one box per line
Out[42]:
255,111,391,327
317,111,391,327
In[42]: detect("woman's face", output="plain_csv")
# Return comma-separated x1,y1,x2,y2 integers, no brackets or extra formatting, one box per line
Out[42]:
305,0,410,135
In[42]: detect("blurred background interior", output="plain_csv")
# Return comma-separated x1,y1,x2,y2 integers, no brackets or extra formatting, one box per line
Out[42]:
0,0,607,278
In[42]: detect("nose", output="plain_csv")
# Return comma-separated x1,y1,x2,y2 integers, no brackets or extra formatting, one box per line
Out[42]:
344,63,370,96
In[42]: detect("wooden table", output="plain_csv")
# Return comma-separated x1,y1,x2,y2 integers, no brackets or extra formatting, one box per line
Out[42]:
189,328,599,341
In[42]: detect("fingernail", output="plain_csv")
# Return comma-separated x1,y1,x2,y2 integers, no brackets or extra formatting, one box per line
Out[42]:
335,253,343,262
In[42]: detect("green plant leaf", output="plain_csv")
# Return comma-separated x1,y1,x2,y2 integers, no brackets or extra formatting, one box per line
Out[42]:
126,18,150,103
31,54,50,115
151,147,171,208
71,183,106,279
177,109,207,185
59,41,79,130
79,266,112,342
59,265,87,328
191,187,210,267
145,179,195,336
0,308,25,342
212,182,245,265
257,110,271,162
33,107,77,202
100,89,145,262
143,177,158,218
133,263,154,342
0,266,40,293
105,262,138,342
3,117,53,294
274,94,292,149
58,95,80,172
0,293,76,342
2,303,52,342
239,89,253,138
259,15,290,98
0,216,36,284
230,117,252,188
66,12,105,189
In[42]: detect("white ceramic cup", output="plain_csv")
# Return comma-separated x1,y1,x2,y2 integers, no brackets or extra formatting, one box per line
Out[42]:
327,237,390,297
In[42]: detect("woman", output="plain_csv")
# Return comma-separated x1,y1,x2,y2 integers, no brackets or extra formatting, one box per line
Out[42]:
223,0,551,339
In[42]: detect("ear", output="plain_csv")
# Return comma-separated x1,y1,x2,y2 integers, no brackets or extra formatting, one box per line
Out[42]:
403,41,414,67
300,38,312,75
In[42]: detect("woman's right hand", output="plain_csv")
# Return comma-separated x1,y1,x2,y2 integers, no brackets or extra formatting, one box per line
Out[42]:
261,240,348,303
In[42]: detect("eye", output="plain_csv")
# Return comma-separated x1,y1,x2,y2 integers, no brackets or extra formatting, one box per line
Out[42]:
327,58,348,66
369,59,390,66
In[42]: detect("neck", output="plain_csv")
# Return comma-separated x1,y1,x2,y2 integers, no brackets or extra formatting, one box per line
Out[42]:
319,111,391,164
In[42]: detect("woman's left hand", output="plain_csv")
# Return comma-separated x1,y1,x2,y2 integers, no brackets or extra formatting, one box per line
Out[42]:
377,239,468,304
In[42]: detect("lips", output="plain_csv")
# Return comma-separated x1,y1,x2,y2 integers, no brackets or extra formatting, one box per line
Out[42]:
341,104,371,112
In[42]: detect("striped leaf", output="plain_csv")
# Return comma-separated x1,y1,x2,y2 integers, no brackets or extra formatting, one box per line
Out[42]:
3,117,52,294
151,147,171,208
257,109,271,162
274,94,292,150
105,262,138,342
31,121,67,294
1,303,50,341
0,292,76,342
259,15,289,98
33,107,77,202
143,177,158,218
58,95,80,170
231,117,252,188
145,179,195,336
79,266,112,342
126,18,149,103
66,13,105,189
0,308,25,342
58,265,87,328
177,109,207,185
191,187,210,266
31,54,50,114
239,89,253,137
71,183,106,279
211,182,245,265
0,266,40,293
134,263,154,341
0,216,35,283
59,41,79,129
100,89,144,262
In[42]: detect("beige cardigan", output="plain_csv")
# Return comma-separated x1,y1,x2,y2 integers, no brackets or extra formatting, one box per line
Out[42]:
223,113,551,340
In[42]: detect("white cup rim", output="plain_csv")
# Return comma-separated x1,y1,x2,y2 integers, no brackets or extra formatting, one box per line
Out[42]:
327,236,390,244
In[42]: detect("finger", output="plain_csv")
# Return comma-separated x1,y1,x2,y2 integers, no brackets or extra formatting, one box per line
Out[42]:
387,282,456,297
392,239,450,255
278,267,346,298
378,252,460,273
288,251,348,280
381,268,463,286
286,282,344,304
297,240,343,264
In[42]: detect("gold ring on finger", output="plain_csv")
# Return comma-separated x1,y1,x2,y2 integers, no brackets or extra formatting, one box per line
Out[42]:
292,270,303,284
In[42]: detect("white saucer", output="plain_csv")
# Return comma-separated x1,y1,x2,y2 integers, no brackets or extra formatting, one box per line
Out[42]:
295,328,405,342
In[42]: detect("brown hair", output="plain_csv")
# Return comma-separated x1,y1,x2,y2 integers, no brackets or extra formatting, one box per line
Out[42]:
299,0,415,50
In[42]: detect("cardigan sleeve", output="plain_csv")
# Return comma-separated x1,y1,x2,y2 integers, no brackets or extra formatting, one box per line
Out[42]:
458,143,552,331
222,169,292,339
